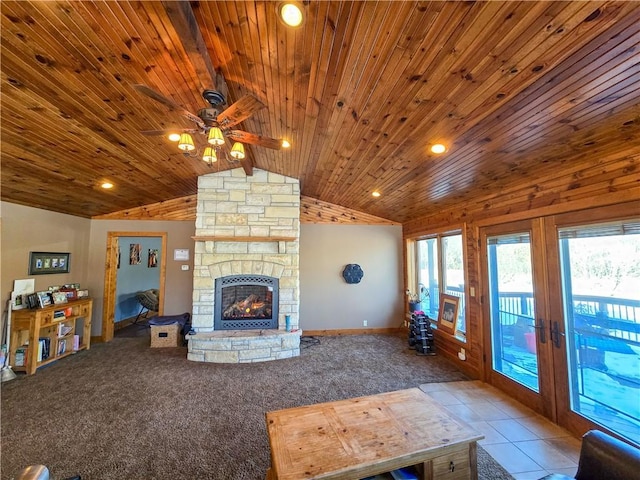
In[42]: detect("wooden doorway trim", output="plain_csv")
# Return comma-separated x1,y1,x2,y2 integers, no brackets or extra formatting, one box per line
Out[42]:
102,231,167,342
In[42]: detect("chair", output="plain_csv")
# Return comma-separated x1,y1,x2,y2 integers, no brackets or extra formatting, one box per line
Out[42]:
134,289,159,324
539,429,640,480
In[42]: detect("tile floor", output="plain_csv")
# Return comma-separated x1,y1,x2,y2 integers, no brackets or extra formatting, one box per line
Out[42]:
419,381,582,480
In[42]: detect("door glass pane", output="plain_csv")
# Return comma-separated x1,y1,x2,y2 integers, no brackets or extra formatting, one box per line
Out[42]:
559,221,640,444
417,238,439,319
443,234,466,336
487,232,539,392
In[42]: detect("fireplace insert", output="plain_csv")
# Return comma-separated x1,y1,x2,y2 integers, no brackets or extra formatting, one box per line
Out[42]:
214,275,279,330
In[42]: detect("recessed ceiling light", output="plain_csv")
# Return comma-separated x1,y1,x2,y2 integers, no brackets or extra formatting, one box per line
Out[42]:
101,182,114,189
168,133,181,142
431,143,447,154
281,139,291,149
279,2,303,27
372,191,381,198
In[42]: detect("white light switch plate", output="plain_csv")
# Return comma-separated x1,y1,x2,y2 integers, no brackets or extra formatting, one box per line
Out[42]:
181,265,189,271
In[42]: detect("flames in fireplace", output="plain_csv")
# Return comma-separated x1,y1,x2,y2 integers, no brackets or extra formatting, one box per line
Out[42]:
214,275,279,330
223,292,273,319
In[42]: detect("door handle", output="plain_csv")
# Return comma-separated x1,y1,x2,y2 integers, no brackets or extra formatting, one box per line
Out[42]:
550,320,565,348
533,319,546,344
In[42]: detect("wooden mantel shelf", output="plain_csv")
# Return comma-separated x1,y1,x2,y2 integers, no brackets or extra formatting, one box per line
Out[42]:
192,236,297,242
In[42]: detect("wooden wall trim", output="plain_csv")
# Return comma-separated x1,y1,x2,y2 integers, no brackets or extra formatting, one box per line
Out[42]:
301,196,400,225
303,328,403,336
92,195,198,221
92,193,399,225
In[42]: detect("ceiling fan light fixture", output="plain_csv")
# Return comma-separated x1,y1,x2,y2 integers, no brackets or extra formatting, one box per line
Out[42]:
207,127,225,146
230,142,246,160
168,132,181,142
178,133,196,151
279,2,303,27
202,147,218,163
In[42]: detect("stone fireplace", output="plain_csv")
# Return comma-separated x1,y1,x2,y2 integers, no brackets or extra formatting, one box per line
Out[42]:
187,168,301,363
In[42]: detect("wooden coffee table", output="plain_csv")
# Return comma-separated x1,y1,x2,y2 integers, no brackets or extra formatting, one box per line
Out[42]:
265,388,484,480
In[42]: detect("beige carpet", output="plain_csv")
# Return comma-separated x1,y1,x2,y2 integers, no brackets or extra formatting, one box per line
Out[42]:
1,330,513,479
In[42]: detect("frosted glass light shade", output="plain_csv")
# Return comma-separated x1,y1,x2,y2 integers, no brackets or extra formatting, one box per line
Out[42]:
178,133,195,151
207,127,225,146
280,3,303,27
202,147,217,163
230,142,245,160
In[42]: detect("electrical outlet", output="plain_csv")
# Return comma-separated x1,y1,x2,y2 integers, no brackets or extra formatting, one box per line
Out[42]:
363,320,368,327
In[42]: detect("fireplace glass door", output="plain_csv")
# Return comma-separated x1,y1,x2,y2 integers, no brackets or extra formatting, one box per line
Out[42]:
214,275,278,330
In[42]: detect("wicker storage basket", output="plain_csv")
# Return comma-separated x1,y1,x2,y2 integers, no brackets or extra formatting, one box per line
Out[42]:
150,323,180,348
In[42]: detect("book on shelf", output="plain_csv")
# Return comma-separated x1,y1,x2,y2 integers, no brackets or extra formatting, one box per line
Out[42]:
37,337,51,362
58,323,74,337
15,346,28,367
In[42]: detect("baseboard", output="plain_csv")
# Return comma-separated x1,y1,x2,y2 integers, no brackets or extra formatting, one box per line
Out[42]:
114,313,157,330
303,328,403,336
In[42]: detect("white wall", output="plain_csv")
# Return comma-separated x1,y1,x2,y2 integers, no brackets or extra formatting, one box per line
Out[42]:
299,224,404,330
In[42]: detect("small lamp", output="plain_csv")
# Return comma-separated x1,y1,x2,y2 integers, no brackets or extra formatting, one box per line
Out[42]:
230,142,245,160
178,133,195,151
207,127,225,146
202,147,217,164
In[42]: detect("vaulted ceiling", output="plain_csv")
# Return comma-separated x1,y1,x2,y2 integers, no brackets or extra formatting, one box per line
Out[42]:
1,1,639,223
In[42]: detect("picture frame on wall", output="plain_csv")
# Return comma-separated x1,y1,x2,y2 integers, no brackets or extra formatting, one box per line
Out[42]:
28,252,71,275
438,294,460,335
148,249,158,268
130,243,141,265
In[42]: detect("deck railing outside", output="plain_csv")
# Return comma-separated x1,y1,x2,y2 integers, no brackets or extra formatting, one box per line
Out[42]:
496,292,640,345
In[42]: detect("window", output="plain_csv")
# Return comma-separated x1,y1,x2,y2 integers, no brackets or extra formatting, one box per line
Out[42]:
558,220,640,443
413,230,466,339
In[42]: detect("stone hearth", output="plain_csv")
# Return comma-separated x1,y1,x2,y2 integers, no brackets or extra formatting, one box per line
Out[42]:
188,168,301,363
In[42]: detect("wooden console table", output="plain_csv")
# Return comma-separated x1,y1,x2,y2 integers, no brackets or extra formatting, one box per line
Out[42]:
9,298,93,375
265,388,483,480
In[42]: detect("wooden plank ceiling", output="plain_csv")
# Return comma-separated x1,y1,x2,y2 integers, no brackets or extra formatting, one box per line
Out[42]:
1,1,639,223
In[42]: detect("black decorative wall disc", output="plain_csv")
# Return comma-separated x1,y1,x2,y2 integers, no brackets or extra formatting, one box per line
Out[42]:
342,264,364,284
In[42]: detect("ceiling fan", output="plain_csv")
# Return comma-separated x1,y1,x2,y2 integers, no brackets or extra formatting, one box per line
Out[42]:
133,84,285,163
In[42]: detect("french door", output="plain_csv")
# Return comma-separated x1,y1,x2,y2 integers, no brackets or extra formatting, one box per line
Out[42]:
480,204,640,445
481,219,556,418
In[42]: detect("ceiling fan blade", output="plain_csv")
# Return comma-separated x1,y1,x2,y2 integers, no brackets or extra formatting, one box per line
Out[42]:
140,128,200,136
216,95,266,128
226,130,282,150
132,84,205,129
